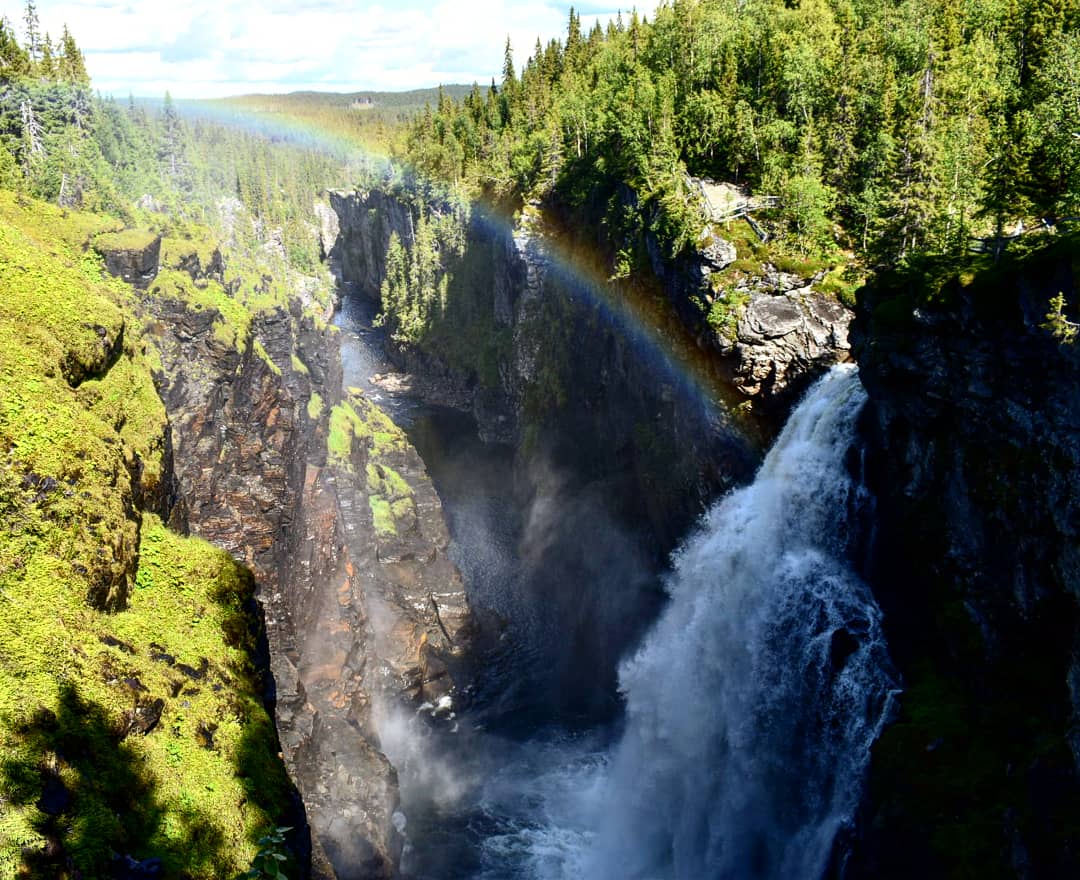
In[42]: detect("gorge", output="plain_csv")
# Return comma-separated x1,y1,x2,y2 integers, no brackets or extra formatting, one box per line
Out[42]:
2,3,1080,877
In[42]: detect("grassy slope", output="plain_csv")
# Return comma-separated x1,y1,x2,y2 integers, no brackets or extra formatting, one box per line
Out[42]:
0,192,291,879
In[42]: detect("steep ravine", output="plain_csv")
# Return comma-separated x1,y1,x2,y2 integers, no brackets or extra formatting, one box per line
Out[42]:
319,185,873,877
324,185,1080,879
138,244,471,879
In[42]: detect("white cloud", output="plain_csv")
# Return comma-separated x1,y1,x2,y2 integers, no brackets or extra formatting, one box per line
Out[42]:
23,1,653,98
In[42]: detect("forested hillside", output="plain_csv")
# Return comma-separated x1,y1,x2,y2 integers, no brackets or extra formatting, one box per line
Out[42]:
402,0,1080,268
0,11,347,272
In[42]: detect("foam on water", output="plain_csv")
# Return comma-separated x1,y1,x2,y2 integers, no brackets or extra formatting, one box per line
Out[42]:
507,365,899,880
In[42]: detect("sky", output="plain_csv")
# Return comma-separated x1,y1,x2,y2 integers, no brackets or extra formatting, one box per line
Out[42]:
12,1,653,98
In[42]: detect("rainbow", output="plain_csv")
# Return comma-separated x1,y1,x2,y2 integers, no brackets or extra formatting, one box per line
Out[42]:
177,96,757,444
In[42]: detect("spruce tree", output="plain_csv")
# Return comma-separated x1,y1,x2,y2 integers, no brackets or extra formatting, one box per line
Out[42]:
58,24,89,86
0,16,30,79
22,0,39,61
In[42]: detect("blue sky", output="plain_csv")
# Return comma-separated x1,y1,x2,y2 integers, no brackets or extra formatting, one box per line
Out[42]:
13,2,650,98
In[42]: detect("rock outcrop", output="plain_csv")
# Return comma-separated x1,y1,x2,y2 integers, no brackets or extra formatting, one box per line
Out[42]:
140,249,470,879
847,245,1080,878
324,189,415,294
94,230,162,289
719,284,852,400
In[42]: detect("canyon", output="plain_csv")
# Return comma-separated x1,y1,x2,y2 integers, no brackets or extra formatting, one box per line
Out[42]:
79,187,1080,879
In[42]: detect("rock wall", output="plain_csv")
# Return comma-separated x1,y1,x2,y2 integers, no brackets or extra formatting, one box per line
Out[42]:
847,247,1080,878
326,188,760,557
142,253,470,879
631,186,854,422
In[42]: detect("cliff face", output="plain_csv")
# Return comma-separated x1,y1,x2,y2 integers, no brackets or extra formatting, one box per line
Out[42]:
634,187,855,421
849,244,1080,878
325,188,760,557
0,194,294,879
142,251,470,879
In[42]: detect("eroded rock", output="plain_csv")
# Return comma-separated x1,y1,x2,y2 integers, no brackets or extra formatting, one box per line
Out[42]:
719,288,852,400
142,262,471,879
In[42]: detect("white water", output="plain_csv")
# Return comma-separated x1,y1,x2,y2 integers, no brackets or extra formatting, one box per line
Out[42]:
497,365,899,880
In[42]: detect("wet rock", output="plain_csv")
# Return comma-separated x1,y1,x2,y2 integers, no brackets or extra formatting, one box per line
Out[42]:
850,255,1080,877
99,635,136,655
175,658,209,680
148,643,176,665
125,698,165,736
195,720,217,750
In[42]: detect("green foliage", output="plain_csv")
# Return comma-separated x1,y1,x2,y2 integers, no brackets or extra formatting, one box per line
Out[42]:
1041,292,1078,343
706,288,751,339
241,826,294,880
393,0,1079,272
377,202,468,345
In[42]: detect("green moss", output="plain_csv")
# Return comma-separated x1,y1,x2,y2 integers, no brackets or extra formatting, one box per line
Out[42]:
368,496,396,536
93,228,158,253
0,195,290,878
0,517,289,878
328,396,414,535
0,191,119,252
253,339,282,376
307,392,324,421
146,269,252,354
327,403,361,468
160,225,219,272
291,353,310,375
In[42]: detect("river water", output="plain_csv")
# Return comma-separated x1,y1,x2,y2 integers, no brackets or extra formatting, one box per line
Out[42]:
333,287,897,879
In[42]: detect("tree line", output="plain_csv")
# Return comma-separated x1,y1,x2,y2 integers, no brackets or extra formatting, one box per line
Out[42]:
399,0,1080,268
0,3,348,270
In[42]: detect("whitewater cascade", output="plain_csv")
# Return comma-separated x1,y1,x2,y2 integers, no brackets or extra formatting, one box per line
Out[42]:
576,365,898,879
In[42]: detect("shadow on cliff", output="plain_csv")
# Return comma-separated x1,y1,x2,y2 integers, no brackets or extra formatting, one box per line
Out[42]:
0,681,225,879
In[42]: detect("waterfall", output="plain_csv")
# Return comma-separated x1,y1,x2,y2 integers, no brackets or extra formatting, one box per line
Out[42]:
578,365,898,880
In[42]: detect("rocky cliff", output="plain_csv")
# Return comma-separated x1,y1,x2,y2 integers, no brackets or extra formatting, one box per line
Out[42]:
324,188,760,559
848,239,1080,878
0,194,294,879
139,238,470,879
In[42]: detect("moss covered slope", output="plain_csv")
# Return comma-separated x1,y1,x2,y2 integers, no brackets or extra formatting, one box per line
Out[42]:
0,193,291,878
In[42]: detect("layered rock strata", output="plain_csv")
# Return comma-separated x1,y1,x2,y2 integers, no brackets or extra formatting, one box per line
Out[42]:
139,251,470,879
